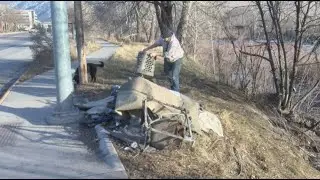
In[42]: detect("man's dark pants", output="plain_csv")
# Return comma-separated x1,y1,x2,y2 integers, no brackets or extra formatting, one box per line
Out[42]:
164,57,182,92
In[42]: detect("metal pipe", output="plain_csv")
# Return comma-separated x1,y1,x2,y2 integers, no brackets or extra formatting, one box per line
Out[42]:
51,1,74,111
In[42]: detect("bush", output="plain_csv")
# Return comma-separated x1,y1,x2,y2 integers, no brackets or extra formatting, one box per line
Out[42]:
29,24,53,62
29,24,82,63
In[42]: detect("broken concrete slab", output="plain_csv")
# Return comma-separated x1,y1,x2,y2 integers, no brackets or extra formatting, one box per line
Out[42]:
86,106,113,115
87,106,108,115
75,96,114,110
115,77,202,134
86,96,114,107
198,111,224,137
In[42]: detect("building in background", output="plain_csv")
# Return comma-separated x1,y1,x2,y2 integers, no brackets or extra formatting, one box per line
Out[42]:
13,9,38,30
42,21,52,33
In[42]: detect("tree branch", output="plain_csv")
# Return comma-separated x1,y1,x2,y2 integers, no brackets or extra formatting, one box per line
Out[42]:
296,62,320,66
291,80,320,112
146,1,160,6
239,50,271,62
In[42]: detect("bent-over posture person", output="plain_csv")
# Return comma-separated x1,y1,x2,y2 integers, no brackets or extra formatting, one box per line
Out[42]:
142,27,184,92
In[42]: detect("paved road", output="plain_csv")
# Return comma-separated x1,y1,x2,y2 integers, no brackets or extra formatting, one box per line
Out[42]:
0,32,33,94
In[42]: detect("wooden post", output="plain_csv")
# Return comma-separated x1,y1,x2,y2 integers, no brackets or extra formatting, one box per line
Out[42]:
74,1,88,84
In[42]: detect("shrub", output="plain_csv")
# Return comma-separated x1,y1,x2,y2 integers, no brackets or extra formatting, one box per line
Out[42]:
29,24,53,62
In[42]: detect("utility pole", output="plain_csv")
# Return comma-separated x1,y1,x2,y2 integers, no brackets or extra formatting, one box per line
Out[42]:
74,1,88,84
47,1,83,125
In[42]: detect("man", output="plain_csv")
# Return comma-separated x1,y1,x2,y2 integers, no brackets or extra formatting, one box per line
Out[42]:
142,27,184,92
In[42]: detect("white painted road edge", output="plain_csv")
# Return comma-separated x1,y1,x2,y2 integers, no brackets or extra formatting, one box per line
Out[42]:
0,64,31,105
0,31,25,36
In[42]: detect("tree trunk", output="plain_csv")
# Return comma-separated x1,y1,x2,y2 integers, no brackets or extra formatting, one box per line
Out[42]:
193,7,197,61
74,1,88,84
176,1,192,45
135,6,141,42
154,1,174,36
210,22,216,77
256,1,280,96
154,3,164,35
155,25,159,40
149,13,155,43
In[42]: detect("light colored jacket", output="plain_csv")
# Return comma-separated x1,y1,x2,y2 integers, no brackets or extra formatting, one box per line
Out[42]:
155,34,184,62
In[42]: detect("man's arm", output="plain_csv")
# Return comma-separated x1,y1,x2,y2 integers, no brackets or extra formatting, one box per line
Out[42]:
142,38,162,52
142,43,159,52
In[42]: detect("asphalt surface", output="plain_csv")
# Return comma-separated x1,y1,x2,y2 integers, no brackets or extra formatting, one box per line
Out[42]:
0,32,33,95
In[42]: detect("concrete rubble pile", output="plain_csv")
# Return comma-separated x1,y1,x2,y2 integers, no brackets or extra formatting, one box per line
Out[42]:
74,77,224,152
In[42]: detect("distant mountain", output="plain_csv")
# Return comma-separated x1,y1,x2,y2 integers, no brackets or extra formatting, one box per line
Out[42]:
9,1,51,22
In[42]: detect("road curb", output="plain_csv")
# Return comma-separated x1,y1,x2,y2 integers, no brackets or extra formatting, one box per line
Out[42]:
0,63,31,105
94,124,128,178
0,31,25,36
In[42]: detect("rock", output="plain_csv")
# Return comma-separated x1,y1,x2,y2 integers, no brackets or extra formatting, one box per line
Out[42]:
124,147,133,151
131,142,138,149
198,111,224,137
305,120,313,128
144,146,157,153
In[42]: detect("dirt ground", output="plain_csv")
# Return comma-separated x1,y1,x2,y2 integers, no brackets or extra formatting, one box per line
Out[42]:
74,43,320,179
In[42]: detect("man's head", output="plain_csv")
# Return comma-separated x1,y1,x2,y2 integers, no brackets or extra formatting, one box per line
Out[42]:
161,27,173,42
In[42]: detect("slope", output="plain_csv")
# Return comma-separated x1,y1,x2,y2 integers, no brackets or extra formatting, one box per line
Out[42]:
75,43,320,178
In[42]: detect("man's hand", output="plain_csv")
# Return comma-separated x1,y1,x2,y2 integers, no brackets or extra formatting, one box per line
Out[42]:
149,53,164,61
147,52,156,60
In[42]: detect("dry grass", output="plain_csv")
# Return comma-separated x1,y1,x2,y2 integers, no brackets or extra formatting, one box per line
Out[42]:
85,40,101,54
75,43,320,178
19,39,101,83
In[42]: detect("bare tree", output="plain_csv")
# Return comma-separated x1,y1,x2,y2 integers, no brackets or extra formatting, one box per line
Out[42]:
0,5,20,32
74,1,88,84
237,1,320,115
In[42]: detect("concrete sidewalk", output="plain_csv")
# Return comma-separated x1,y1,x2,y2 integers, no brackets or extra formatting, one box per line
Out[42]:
0,41,126,178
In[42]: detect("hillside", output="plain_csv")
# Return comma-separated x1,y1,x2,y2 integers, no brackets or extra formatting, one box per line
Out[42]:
74,43,320,178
